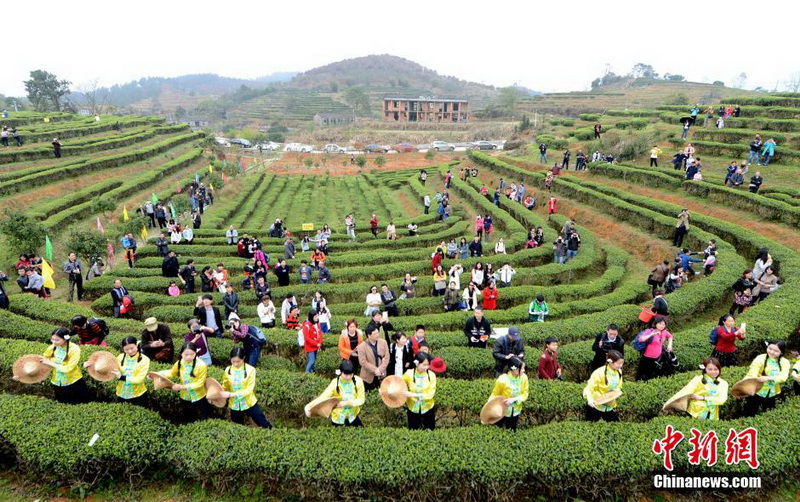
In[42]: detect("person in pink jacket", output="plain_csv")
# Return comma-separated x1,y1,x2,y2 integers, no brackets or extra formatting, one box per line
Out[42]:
635,316,673,381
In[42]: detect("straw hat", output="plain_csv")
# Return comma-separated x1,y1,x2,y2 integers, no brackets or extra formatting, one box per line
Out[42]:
85,351,120,382
12,354,50,384
205,378,227,408
593,390,623,406
304,397,340,418
731,378,763,398
662,388,693,413
480,396,508,425
143,317,159,332
147,372,174,390
379,375,408,408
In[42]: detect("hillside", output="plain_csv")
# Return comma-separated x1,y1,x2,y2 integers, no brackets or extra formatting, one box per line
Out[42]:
289,54,496,97
77,74,296,113
517,79,759,116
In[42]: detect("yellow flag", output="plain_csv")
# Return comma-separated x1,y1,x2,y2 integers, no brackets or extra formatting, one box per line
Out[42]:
209,183,214,191
41,259,56,289
209,164,213,173
122,205,130,222
140,225,148,242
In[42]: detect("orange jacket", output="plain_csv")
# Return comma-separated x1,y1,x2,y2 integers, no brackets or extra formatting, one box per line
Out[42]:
338,330,364,360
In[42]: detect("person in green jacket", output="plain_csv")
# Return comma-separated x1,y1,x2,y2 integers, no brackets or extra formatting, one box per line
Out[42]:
528,294,549,322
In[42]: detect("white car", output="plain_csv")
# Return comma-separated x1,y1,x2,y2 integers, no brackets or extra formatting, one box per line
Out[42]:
214,137,231,147
323,144,346,153
431,140,455,152
284,143,314,153
255,142,281,151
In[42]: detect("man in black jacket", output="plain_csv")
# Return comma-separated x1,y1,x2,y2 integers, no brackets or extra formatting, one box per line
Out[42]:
468,236,483,257
179,259,197,293
464,307,491,348
590,323,625,370
162,251,180,278
193,293,223,337
492,326,525,376
366,310,395,346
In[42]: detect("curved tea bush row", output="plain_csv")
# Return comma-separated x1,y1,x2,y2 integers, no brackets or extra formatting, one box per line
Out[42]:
0,393,796,499
0,131,204,195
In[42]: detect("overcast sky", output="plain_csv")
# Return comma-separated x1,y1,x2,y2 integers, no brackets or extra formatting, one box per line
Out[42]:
3,0,797,96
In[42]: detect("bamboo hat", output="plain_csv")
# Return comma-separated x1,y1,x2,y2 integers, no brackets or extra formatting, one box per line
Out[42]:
147,372,174,390
205,378,227,408
85,351,119,382
480,396,508,425
593,390,623,406
662,389,693,413
731,378,763,398
12,355,50,384
304,397,340,418
379,375,408,408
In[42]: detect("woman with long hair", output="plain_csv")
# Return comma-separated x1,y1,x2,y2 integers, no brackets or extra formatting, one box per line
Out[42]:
158,342,209,423
674,357,728,420
403,353,437,430
583,350,623,422
113,336,150,407
221,347,272,428
743,341,790,417
26,327,91,404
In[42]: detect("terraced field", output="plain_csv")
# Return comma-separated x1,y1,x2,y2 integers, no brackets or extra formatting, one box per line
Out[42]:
0,103,798,500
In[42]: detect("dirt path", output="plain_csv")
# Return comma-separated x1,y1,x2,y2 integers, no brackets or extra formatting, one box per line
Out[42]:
573,172,800,249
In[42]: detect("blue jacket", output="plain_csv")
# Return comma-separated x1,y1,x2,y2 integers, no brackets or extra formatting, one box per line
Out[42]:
678,252,703,269
762,141,775,155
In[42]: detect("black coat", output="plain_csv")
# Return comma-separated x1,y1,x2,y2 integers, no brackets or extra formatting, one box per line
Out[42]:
492,335,525,374
162,256,180,277
464,316,491,348
590,333,625,369
193,305,222,332
652,296,669,316
388,342,414,377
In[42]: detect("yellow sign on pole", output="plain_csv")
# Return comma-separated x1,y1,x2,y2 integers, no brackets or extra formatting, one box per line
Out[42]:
301,223,314,231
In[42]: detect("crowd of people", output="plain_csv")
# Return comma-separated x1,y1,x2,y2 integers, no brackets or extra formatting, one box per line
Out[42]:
6,162,798,434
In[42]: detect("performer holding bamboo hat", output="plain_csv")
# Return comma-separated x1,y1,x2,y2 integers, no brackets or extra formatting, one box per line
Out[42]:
14,327,92,404
583,350,624,422
663,357,728,420
485,356,528,431
305,360,365,427
402,352,437,430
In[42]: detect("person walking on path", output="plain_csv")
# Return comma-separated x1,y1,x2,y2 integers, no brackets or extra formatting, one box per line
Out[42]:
672,209,689,247
52,138,62,158
63,253,83,302
649,146,662,167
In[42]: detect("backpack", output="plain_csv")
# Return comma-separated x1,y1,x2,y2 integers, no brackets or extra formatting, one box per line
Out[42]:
89,318,110,340
632,329,653,352
709,326,720,346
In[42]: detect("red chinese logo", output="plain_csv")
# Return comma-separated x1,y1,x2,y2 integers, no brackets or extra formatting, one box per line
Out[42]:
652,425,685,471
687,429,718,467
653,426,759,470
725,427,759,469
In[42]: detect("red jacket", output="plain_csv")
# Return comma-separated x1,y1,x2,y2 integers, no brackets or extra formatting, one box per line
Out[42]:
370,218,378,230
714,326,744,353
482,286,498,310
431,253,442,272
548,199,558,213
302,321,323,352
538,350,561,380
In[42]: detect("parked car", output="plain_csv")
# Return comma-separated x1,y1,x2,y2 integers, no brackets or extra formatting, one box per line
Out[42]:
284,143,314,153
365,144,390,153
323,144,347,153
394,143,418,153
471,141,497,150
255,141,281,151
214,137,231,147
230,138,252,148
431,141,455,152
